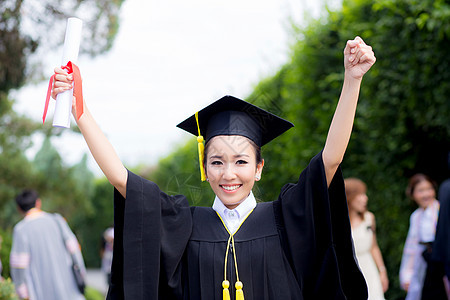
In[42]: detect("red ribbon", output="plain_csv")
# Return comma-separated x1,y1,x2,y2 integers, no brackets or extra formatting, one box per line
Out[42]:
43,61,84,124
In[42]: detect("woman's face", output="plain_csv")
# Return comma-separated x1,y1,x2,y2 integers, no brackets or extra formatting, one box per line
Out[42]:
349,193,368,214
205,135,263,209
412,180,436,209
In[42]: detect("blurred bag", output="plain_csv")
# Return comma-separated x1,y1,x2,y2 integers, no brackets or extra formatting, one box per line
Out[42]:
54,214,86,294
71,260,86,294
420,241,433,263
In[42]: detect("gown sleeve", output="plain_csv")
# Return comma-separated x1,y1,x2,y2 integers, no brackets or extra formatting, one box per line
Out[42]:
433,178,450,277
106,170,192,300
274,150,368,300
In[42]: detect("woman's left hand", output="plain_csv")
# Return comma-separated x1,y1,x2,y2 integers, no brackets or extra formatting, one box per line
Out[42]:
344,36,376,79
380,270,389,293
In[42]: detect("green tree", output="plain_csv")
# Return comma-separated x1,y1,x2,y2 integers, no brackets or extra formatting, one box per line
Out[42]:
0,0,125,215
0,0,126,274
72,177,114,268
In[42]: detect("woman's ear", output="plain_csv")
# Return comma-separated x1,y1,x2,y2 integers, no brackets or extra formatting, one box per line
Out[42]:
255,159,264,181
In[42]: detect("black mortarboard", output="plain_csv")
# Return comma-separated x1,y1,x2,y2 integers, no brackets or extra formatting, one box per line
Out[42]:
177,95,293,181
177,95,294,147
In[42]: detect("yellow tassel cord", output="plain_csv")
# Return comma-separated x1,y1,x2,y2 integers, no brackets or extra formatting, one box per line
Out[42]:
231,236,244,300
195,112,206,181
217,212,254,300
222,235,233,300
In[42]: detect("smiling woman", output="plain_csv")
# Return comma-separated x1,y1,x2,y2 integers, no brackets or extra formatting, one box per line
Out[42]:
51,36,376,300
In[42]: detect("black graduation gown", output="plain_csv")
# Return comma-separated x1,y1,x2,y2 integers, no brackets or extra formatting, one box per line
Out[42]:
106,151,367,300
421,178,450,299
432,178,450,278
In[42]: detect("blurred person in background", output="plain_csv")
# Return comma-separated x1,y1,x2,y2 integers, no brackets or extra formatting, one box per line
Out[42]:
345,178,389,300
399,173,446,300
101,226,114,286
10,189,86,300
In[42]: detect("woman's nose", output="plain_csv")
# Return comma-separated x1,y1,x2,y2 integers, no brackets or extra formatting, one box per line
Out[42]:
222,165,236,180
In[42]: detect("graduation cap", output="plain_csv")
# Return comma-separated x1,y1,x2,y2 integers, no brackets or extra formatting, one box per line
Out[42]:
177,95,294,181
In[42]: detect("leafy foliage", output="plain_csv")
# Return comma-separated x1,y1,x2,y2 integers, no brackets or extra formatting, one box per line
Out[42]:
1,0,125,84
0,0,125,274
149,141,214,207
0,278,18,300
0,228,13,278
84,286,105,300
72,177,114,268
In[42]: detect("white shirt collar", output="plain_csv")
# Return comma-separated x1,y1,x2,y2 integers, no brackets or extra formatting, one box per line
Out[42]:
212,191,257,234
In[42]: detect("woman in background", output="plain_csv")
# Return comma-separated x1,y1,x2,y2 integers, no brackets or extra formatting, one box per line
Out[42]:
399,173,441,300
345,178,389,300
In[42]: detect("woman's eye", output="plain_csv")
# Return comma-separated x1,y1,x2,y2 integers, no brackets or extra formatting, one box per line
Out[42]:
211,161,222,165
236,160,248,165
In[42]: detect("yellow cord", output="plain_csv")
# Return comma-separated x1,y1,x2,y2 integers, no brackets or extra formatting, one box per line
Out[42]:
224,235,232,280
216,210,253,300
195,112,206,181
222,235,232,300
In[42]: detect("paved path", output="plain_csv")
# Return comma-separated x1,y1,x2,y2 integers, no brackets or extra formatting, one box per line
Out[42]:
86,268,108,296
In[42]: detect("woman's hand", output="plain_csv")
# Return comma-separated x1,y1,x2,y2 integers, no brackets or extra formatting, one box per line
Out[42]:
51,67,83,119
380,269,389,293
402,282,410,292
344,36,376,80
51,67,73,99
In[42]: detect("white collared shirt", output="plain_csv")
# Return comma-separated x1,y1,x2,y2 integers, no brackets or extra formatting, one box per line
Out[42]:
212,191,257,234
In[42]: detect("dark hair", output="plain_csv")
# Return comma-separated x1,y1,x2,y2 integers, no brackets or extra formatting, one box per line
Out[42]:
203,136,263,169
15,189,39,212
405,173,437,200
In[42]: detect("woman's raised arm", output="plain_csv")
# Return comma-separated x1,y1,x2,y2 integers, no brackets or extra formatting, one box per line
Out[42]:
322,37,376,186
52,67,128,197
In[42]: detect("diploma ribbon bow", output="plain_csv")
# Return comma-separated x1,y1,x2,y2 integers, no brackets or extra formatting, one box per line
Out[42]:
43,61,84,124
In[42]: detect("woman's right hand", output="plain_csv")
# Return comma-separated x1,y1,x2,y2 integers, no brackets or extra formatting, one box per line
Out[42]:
51,67,73,99
51,67,85,120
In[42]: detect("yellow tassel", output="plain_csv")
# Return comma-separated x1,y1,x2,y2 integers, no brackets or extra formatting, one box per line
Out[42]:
222,280,231,300
195,112,206,182
197,136,206,181
235,281,244,300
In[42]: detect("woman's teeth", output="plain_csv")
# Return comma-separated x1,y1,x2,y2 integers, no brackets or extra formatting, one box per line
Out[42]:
222,185,240,191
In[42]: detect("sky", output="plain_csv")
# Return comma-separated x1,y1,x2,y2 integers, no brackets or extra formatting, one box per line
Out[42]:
12,0,336,176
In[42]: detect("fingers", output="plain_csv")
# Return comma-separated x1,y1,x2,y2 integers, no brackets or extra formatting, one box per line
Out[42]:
346,36,365,48
51,67,73,99
352,44,376,65
347,38,375,65
54,67,73,83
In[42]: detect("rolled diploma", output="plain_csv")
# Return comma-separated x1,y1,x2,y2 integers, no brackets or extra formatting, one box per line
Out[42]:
53,17,83,128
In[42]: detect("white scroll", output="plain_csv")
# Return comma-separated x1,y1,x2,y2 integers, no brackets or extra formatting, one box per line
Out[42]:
53,17,83,128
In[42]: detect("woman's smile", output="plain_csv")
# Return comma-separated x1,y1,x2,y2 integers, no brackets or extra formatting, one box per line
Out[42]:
220,184,242,192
